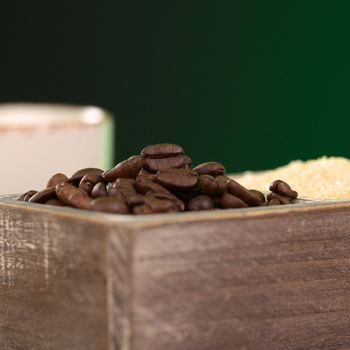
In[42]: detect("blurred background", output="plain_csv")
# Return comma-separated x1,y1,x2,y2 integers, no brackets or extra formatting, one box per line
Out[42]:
0,0,349,173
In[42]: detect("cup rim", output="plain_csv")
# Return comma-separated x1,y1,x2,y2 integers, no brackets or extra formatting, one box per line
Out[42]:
0,103,111,131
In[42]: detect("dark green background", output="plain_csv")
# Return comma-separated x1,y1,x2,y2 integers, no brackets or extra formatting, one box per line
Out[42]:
0,1,349,172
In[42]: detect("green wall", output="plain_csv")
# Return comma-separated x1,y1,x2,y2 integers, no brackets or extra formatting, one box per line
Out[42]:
1,1,350,172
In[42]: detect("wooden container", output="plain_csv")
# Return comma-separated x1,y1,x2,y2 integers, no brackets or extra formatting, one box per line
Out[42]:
1,196,350,350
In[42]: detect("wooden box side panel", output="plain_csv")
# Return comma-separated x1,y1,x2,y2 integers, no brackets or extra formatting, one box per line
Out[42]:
107,226,134,350
0,205,109,350
131,208,350,350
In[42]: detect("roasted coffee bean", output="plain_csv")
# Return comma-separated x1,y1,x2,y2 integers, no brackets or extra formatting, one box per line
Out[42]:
184,156,193,169
141,143,184,158
91,182,108,198
138,168,153,176
45,199,65,206
199,174,227,196
147,191,185,211
269,180,298,199
136,173,157,182
141,143,187,173
29,187,57,204
47,173,69,188
70,168,104,186
267,198,282,206
108,178,137,200
220,192,248,209
215,175,231,183
249,189,266,204
173,190,199,202
227,179,263,206
132,197,179,214
17,193,26,201
144,155,187,173
90,197,129,214
126,194,148,208
18,190,38,201
135,178,171,194
187,195,214,211
132,204,155,215
155,168,198,191
127,192,182,213
193,162,225,176
56,183,93,209
79,181,94,196
266,192,293,205
79,174,103,195
212,196,222,207
66,192,93,210
102,155,145,182
24,191,39,201
147,198,181,213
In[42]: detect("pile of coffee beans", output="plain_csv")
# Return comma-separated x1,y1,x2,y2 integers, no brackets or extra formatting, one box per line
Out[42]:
18,143,298,215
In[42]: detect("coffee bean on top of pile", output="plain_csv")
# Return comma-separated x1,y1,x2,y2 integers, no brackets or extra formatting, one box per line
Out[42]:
17,143,299,215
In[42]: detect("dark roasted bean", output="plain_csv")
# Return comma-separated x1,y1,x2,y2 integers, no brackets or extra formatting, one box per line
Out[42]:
128,192,182,213
267,192,293,205
29,187,57,204
220,192,248,209
17,193,26,201
227,179,263,206
79,181,94,195
136,173,157,182
215,175,231,183
141,143,184,158
45,199,65,206
18,190,38,201
147,197,180,212
24,191,39,201
132,204,155,215
108,178,137,199
138,168,153,176
199,174,227,196
249,189,266,204
91,182,108,198
187,195,214,211
212,196,222,207
174,190,199,202
193,162,225,176
267,198,282,206
144,155,187,173
141,143,187,173
102,155,145,182
69,168,104,186
269,180,298,199
127,194,148,208
47,173,69,188
66,191,93,210
133,197,179,214
79,174,103,195
155,168,198,191
90,197,129,214
135,178,171,194
147,191,185,211
56,183,93,209
184,156,193,169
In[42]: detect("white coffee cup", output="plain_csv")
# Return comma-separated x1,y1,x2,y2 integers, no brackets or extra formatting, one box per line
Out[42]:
0,103,114,194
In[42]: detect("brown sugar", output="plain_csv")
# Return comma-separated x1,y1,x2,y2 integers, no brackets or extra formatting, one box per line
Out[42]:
233,157,350,200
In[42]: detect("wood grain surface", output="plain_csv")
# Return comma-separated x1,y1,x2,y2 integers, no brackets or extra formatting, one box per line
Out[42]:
1,198,350,349
0,201,109,350
132,206,350,349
